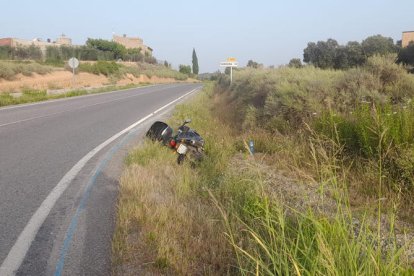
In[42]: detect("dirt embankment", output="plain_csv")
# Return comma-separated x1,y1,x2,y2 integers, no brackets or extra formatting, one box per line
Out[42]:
0,71,195,93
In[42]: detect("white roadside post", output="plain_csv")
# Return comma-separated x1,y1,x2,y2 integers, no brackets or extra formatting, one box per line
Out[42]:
68,57,80,88
220,58,238,84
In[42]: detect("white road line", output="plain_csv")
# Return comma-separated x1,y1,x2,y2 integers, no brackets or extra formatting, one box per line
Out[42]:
0,86,176,128
0,86,200,276
0,83,185,128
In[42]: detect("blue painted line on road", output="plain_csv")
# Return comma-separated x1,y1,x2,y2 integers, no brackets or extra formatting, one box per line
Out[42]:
54,128,138,276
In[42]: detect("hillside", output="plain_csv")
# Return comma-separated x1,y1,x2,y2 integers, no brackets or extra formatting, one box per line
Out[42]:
0,61,191,92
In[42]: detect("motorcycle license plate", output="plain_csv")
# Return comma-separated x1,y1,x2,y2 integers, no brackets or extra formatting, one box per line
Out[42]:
177,144,188,154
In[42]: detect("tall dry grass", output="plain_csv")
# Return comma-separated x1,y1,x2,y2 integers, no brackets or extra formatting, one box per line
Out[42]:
120,62,189,81
0,61,53,80
113,83,237,275
113,80,414,275
216,57,414,199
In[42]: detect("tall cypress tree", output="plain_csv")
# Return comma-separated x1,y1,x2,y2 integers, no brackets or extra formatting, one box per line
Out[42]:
192,48,199,75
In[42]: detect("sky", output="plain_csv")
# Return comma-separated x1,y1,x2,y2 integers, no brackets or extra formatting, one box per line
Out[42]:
1,0,413,73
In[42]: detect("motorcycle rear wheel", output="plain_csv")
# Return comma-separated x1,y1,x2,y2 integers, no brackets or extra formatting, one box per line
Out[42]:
146,121,170,141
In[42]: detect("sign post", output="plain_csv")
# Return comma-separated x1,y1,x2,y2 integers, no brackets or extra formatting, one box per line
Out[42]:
68,57,79,88
220,58,238,83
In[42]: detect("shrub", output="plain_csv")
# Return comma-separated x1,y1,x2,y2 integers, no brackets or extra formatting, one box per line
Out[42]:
78,61,120,76
0,93,16,106
215,57,414,197
0,61,53,80
113,83,413,275
0,62,15,80
0,46,12,59
179,64,191,75
365,54,407,92
120,63,188,80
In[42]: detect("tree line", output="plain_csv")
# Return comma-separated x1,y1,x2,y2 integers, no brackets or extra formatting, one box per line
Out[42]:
0,38,157,64
301,34,414,71
178,48,199,76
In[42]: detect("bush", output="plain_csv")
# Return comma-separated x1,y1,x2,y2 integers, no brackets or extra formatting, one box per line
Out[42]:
288,58,302,68
0,62,15,80
215,57,414,196
113,83,413,275
179,64,191,75
365,54,406,88
0,46,12,59
0,61,53,80
0,93,16,106
217,56,414,132
78,61,120,76
9,46,43,60
42,59,65,67
119,62,188,80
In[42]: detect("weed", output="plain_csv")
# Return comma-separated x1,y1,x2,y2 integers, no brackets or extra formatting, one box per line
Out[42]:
0,61,53,80
120,62,188,81
113,62,414,274
78,61,120,76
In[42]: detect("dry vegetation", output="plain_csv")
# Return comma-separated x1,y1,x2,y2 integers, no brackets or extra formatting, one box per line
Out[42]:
0,61,193,107
0,60,54,80
113,88,236,274
113,57,414,275
0,84,145,107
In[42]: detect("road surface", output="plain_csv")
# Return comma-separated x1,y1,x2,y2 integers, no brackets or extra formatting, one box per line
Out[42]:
0,83,202,275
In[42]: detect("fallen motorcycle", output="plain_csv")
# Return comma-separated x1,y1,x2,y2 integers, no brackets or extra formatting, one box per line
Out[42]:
146,119,205,164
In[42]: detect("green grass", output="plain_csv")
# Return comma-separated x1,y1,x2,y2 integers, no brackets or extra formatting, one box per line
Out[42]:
216,56,414,199
0,83,148,107
78,61,121,76
113,82,413,275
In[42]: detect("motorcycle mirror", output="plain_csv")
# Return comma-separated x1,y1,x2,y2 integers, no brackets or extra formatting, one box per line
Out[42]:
184,118,192,124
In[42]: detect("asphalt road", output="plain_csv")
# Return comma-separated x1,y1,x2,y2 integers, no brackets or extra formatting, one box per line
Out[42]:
0,83,202,275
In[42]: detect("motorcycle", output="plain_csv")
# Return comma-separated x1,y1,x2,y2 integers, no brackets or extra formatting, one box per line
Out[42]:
146,119,205,164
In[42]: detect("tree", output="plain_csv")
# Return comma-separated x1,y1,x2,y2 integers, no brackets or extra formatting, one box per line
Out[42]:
192,48,199,75
13,47,30,60
0,46,12,59
86,38,126,59
304,39,368,69
27,45,42,60
361,35,397,57
288,58,302,68
247,60,259,68
344,41,366,67
397,43,414,72
303,39,339,69
179,64,192,75
333,46,349,69
124,48,143,62
303,42,317,64
78,46,99,60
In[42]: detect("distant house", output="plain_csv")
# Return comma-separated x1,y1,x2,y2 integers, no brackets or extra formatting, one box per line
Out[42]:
402,31,414,47
112,34,153,55
0,35,73,54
